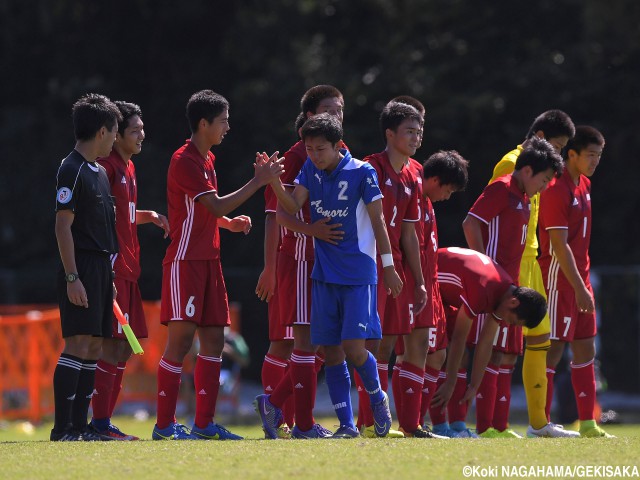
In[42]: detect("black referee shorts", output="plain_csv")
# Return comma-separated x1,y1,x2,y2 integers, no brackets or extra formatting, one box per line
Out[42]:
57,251,113,338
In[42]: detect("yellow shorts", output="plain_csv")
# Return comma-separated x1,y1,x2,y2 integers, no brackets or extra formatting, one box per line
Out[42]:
519,256,550,337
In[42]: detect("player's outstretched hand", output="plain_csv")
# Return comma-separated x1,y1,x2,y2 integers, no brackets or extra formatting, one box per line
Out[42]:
460,384,477,405
431,378,455,411
254,151,284,186
413,284,427,315
67,279,89,308
225,215,252,235
151,211,170,238
383,267,403,298
255,267,276,302
309,217,344,245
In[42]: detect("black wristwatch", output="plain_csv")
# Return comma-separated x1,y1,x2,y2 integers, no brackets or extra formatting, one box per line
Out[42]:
65,272,79,283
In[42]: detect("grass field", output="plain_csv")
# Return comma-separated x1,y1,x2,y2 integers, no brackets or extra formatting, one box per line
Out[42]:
1,418,638,480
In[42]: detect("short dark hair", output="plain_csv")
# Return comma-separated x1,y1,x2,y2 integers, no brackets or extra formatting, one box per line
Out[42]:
300,113,343,145
114,101,143,136
422,150,469,191
512,287,547,329
294,84,343,132
566,125,605,156
390,95,426,116
186,90,229,134
72,93,122,141
515,136,564,177
379,101,423,143
526,109,575,141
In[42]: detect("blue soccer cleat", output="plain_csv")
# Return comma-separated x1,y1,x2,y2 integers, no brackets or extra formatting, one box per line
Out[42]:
371,390,392,437
254,394,284,440
191,422,243,440
291,423,334,439
331,425,360,439
152,422,192,440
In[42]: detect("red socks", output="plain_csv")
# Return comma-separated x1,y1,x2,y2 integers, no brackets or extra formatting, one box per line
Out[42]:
108,362,126,417
261,353,288,395
91,360,117,421
156,357,182,429
194,354,222,428
448,369,469,424
571,359,596,421
493,365,514,431
398,362,424,432
290,350,317,431
419,366,439,426
475,364,499,433
392,362,403,422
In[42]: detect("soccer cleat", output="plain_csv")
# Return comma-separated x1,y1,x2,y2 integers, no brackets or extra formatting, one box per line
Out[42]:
152,422,192,440
81,426,116,441
273,424,292,439
50,428,83,441
400,425,449,439
191,422,243,440
432,423,463,438
360,425,405,438
89,421,139,441
478,427,502,438
526,423,580,438
331,425,360,439
452,427,480,438
371,390,392,437
580,425,615,438
254,394,284,440
291,423,334,439
496,428,523,438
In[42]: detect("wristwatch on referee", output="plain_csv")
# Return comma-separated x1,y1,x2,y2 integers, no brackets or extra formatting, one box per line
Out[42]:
65,272,79,283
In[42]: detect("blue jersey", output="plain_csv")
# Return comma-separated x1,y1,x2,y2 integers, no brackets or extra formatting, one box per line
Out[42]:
296,150,383,285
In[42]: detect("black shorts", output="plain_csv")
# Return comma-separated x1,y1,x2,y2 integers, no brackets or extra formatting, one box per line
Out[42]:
57,251,113,338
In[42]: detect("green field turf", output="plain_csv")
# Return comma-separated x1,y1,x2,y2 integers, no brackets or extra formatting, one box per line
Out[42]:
1,418,638,480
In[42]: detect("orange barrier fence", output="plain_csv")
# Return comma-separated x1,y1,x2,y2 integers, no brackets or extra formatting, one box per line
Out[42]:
0,302,240,423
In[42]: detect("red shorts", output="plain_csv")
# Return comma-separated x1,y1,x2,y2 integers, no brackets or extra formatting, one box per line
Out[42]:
428,292,448,353
377,259,409,335
277,252,312,327
268,286,293,342
113,278,147,338
548,285,597,342
160,259,230,327
493,322,523,355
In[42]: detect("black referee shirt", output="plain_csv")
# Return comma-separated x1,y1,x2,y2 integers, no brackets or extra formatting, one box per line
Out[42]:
55,150,118,255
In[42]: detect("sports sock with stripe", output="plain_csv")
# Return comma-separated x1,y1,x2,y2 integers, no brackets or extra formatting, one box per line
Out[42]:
52,353,82,433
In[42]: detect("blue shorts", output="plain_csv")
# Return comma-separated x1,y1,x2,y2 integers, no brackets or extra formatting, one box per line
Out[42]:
310,281,382,346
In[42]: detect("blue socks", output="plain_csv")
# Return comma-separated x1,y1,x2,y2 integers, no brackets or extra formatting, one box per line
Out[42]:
354,351,384,405
325,362,355,429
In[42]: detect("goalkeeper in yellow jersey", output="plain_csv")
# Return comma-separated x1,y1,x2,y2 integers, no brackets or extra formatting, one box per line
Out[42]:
489,110,579,438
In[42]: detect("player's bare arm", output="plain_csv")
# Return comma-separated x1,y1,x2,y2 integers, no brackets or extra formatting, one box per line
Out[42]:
255,212,279,302
270,179,309,216
432,309,473,408
219,215,252,234
275,203,344,245
462,316,501,404
198,152,283,218
462,214,486,253
367,199,403,298
400,221,427,314
55,210,88,308
548,228,594,313
136,210,170,238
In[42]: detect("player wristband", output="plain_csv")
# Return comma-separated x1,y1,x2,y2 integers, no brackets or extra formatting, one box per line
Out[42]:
380,253,394,268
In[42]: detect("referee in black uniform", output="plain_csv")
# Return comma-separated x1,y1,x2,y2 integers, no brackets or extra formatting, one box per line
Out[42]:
51,93,122,441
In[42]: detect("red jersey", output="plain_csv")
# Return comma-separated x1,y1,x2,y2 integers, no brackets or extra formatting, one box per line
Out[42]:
365,152,420,260
467,174,529,281
437,247,513,318
407,158,425,250
163,140,219,264
264,140,313,261
538,169,592,290
421,196,439,283
98,149,140,282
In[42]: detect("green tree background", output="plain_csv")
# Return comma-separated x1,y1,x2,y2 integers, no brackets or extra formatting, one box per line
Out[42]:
1,0,638,388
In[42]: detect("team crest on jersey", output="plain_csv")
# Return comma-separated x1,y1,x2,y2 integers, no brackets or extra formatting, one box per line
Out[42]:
572,198,579,206
57,187,72,204
404,186,411,195
121,176,127,184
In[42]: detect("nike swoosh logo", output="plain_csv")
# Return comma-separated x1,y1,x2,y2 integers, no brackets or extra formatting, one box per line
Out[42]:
263,403,269,416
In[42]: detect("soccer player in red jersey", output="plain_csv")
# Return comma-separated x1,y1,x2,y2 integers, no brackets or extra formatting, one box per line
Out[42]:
539,126,612,438
398,151,470,438
431,247,547,417
152,90,283,440
358,102,426,438
256,85,345,438
91,101,169,440
461,137,563,437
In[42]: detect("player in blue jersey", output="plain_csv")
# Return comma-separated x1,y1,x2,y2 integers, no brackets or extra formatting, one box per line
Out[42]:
255,113,403,438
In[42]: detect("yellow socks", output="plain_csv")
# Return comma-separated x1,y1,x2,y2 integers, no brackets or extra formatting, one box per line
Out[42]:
523,340,550,429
